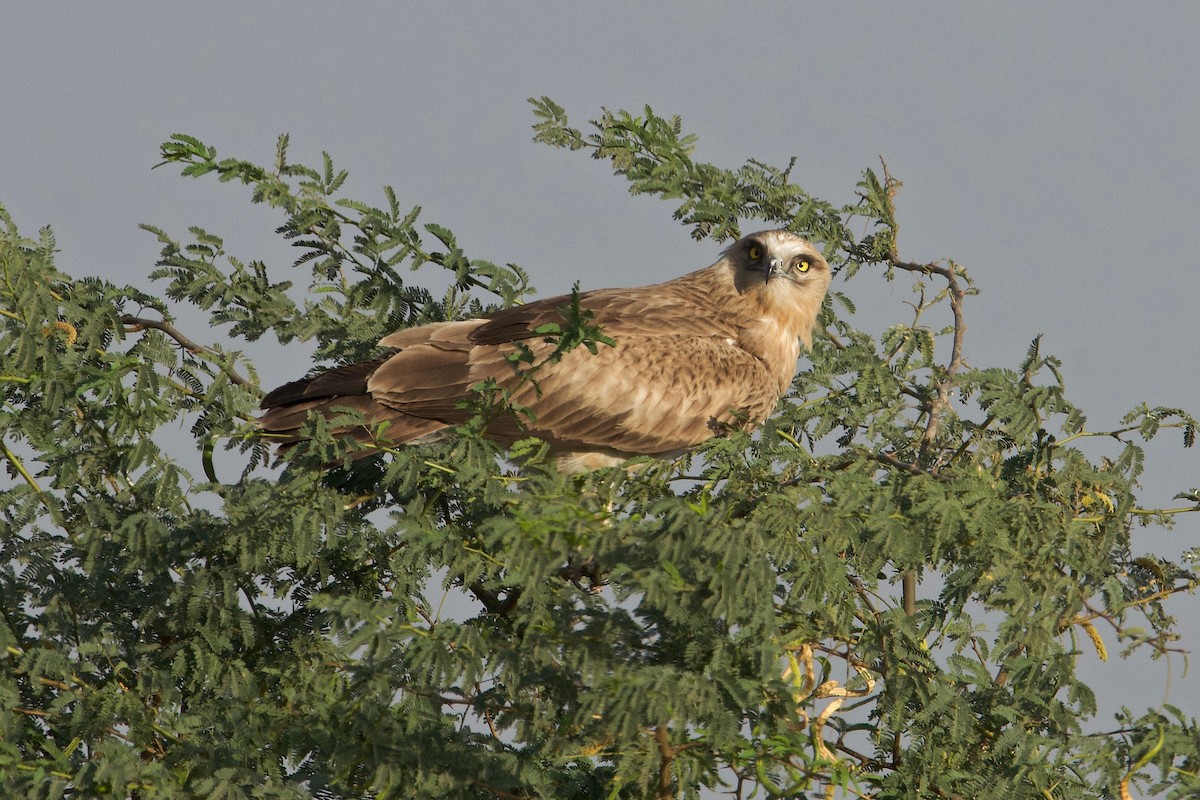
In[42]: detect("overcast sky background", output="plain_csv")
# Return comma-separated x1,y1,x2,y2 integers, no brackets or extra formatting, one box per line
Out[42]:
3,2,1197,757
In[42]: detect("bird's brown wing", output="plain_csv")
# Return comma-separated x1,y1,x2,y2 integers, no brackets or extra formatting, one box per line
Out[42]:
441,280,741,347
366,331,786,455
465,288,637,344
257,289,668,450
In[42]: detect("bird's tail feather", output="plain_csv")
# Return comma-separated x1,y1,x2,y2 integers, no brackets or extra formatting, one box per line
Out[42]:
259,367,446,457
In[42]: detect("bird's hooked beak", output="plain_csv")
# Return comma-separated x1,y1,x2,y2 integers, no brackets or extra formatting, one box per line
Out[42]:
766,257,784,283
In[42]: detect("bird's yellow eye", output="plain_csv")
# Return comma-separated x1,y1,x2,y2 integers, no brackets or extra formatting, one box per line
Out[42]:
747,245,762,260
795,258,811,273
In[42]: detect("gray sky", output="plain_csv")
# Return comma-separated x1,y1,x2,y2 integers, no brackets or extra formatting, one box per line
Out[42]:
3,2,1197,747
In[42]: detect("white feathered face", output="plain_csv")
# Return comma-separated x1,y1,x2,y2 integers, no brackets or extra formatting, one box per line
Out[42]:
730,230,831,301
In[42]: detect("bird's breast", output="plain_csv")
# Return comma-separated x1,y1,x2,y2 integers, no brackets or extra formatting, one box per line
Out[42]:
738,316,803,391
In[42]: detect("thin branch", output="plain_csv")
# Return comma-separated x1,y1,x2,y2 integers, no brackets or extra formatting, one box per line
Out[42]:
1068,587,1193,632
876,162,968,471
876,160,970,616
890,258,967,468
898,383,932,409
1057,421,1194,448
870,449,927,477
121,314,254,389
469,582,521,615
655,725,675,800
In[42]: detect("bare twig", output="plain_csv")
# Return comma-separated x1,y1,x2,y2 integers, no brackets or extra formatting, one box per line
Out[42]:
121,314,254,389
886,257,967,468
876,162,968,471
874,161,970,616
869,450,927,478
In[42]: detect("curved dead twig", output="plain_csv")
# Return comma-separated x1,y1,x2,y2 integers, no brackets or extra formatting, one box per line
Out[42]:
121,314,254,390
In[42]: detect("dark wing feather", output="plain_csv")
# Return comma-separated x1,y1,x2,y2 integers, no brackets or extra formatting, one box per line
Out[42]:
260,359,385,408
259,357,447,450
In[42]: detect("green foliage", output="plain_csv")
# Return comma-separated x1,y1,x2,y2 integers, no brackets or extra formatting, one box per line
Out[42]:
2,100,1199,799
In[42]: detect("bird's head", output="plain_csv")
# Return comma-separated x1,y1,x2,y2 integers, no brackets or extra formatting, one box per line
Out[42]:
724,230,831,346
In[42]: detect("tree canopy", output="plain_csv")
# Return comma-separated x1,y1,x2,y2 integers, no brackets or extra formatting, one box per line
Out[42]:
2,98,1198,799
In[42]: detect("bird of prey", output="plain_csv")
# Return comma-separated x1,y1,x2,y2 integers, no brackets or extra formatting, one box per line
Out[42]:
259,230,831,472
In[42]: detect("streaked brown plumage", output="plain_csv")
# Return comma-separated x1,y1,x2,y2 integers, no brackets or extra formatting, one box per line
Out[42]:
259,230,831,472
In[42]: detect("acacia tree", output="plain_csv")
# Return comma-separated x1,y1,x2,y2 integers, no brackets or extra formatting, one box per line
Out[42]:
2,98,1198,799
